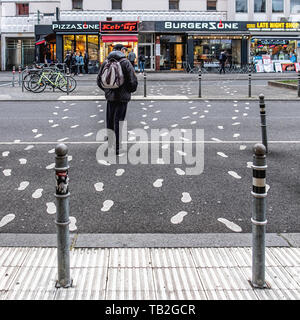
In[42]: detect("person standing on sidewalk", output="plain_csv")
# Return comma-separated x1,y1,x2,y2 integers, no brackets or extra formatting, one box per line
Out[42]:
84,51,89,74
97,44,138,155
128,49,136,69
219,50,227,74
138,52,146,73
78,52,84,75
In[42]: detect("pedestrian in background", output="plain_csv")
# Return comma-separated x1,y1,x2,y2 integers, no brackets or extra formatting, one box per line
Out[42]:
219,50,227,74
128,49,136,69
84,51,89,74
97,43,138,155
79,52,84,75
139,52,146,73
64,51,71,72
71,52,77,75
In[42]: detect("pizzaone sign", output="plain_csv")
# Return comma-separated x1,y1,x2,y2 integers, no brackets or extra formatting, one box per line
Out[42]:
52,22,99,31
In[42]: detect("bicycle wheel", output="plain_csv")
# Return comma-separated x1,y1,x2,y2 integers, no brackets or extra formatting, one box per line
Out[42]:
29,74,46,93
58,76,77,93
23,74,34,91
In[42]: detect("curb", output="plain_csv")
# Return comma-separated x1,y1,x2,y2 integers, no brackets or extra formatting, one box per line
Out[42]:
268,80,297,90
1,233,300,248
0,96,300,102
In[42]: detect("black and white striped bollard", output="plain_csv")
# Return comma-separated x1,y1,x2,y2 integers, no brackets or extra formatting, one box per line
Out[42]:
55,143,72,288
251,143,268,289
259,94,268,153
198,68,202,98
12,66,15,87
144,72,147,98
248,64,252,98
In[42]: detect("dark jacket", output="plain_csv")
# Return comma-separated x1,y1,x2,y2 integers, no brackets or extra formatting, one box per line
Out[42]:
97,51,138,102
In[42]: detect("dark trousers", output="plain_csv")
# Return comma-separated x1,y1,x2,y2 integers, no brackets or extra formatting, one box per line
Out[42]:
84,63,88,74
106,101,128,151
220,62,225,74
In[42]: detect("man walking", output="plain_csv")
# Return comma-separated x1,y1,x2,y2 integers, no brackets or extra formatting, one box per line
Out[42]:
84,51,89,74
97,44,138,155
219,50,227,74
128,49,136,69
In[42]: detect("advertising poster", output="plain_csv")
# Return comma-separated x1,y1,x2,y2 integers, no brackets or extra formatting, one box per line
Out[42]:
275,63,282,72
282,63,296,71
256,64,264,72
264,64,274,72
263,58,272,64
295,63,300,72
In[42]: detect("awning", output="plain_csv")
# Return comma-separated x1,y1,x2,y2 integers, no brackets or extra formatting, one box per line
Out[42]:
35,39,46,45
101,35,138,42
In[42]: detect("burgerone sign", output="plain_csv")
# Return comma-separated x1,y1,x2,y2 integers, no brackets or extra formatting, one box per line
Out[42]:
163,21,240,31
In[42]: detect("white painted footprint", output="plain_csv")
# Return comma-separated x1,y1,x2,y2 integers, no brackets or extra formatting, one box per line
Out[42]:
17,181,29,191
2,151,9,157
228,171,241,179
19,158,27,165
101,200,114,212
218,218,242,232
153,179,163,188
32,189,43,199
175,168,185,176
181,192,192,203
217,152,228,158
46,202,56,215
171,211,188,224
115,169,125,176
0,214,15,228
94,182,104,192
3,169,11,176
69,216,77,231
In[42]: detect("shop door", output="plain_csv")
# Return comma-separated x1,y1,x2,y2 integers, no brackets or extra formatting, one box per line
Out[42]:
138,44,154,70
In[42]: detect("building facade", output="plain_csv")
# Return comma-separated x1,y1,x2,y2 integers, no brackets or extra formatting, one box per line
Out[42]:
1,0,300,71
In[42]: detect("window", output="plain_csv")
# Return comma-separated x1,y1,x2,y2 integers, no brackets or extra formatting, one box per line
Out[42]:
16,3,29,16
291,0,300,13
112,0,122,10
236,0,247,12
254,0,266,12
272,0,283,12
169,0,179,10
72,0,83,10
207,0,217,11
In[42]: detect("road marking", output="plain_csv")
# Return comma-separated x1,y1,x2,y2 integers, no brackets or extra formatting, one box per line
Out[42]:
1,140,300,145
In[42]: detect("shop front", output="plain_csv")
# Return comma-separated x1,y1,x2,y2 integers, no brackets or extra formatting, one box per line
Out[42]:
52,22,100,73
155,21,250,71
247,21,300,72
99,21,139,65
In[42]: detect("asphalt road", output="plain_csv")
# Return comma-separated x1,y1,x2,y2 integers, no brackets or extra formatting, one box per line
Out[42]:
0,99,300,234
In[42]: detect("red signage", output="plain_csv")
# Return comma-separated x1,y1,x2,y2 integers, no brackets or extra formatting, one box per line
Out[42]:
100,21,139,33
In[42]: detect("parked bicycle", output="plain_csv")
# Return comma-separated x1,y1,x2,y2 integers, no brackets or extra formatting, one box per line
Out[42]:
23,64,76,93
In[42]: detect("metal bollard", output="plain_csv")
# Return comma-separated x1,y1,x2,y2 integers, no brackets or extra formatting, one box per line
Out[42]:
248,64,252,98
54,143,72,288
259,94,268,153
66,68,70,96
12,66,15,87
251,143,268,289
18,66,22,86
198,69,202,98
298,71,300,98
144,72,147,98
